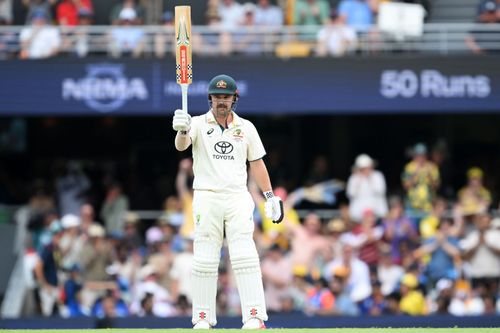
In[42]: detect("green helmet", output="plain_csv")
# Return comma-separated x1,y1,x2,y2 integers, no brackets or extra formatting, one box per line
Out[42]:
208,74,238,96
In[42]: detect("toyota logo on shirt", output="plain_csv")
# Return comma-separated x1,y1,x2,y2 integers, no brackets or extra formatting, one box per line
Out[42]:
214,141,234,154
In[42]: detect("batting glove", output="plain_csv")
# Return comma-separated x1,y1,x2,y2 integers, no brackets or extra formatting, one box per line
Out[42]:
172,109,191,132
263,191,284,224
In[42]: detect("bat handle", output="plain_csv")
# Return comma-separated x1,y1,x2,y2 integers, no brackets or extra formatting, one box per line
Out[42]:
181,84,189,114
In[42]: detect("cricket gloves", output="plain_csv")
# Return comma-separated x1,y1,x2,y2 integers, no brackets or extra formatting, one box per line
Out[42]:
172,109,191,132
263,191,284,224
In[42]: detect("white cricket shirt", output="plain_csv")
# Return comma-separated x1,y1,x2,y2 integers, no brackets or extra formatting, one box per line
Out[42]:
189,110,266,193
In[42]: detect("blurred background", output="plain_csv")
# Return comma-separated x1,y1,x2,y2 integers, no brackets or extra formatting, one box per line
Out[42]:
0,0,500,329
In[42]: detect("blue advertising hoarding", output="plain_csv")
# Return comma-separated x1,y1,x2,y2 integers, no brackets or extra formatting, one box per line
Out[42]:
0,57,499,116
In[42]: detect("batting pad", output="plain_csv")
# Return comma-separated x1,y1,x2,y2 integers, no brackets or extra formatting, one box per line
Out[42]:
229,237,268,323
191,236,220,326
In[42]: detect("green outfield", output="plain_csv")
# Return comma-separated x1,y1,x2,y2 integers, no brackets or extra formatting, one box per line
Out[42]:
1,329,499,333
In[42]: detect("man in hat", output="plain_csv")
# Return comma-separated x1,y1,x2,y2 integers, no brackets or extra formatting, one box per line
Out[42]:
172,74,284,329
458,167,491,216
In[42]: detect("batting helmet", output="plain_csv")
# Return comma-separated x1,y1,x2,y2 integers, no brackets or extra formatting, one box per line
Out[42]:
208,74,238,96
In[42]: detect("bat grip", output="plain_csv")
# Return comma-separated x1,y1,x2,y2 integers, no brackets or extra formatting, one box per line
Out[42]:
181,84,189,114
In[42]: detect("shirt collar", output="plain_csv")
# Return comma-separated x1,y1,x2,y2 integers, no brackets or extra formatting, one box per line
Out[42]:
205,110,242,128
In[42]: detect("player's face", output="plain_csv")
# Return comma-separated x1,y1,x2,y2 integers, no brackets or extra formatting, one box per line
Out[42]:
211,94,234,117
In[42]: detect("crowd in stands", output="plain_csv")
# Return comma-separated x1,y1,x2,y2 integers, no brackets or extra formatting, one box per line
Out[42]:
1,0,498,59
11,142,500,322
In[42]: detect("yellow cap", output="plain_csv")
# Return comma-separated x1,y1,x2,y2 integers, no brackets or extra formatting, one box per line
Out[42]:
467,167,483,179
401,273,418,288
292,265,308,277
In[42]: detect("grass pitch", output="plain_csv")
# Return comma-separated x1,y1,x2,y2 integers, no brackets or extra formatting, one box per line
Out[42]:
1,329,499,333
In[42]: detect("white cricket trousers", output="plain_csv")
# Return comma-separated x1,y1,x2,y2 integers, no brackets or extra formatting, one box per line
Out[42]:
191,190,268,326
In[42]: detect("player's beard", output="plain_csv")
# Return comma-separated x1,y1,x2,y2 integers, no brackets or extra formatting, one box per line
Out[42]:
215,103,231,118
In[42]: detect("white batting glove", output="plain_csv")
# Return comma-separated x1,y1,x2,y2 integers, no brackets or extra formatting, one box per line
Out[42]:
263,191,284,224
172,109,191,132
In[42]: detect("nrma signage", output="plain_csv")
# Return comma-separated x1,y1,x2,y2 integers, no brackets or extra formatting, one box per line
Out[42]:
62,64,149,113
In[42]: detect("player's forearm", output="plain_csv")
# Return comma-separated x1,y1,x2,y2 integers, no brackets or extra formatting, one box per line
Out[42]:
249,159,272,193
175,132,191,151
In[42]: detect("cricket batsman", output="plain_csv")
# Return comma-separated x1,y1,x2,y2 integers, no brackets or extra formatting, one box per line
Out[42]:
172,74,284,329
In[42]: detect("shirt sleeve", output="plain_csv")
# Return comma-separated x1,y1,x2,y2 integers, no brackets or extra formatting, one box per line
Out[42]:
246,121,266,161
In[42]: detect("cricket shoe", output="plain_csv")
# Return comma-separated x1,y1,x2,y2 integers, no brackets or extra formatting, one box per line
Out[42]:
242,318,266,329
193,320,211,329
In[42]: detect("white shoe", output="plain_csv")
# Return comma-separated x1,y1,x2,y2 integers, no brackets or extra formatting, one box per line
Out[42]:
242,318,266,329
193,320,211,329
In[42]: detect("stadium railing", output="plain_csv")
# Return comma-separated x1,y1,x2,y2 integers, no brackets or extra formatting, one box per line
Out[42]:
0,23,500,57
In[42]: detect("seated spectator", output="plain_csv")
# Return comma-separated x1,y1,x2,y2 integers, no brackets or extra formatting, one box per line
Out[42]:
448,279,485,315
218,0,244,30
377,247,404,296
110,0,145,25
100,182,129,236
419,198,447,239
234,3,263,56
0,16,16,60
92,289,129,318
56,0,93,26
316,9,357,57
414,218,460,284
254,0,284,27
401,143,440,217
71,8,94,58
399,273,426,315
329,267,359,315
63,264,85,317
261,243,293,313
338,0,379,32
0,0,12,24
466,0,500,54
23,0,56,24
458,167,491,216
294,0,330,25
346,154,387,222
154,11,174,58
192,10,232,57
19,10,61,59
305,277,335,315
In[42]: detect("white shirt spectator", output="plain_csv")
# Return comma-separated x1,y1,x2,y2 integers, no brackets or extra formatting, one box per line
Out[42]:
254,0,284,26
449,294,485,316
317,24,357,57
20,25,61,59
323,256,372,302
218,0,244,30
0,0,12,23
459,229,500,278
170,250,193,301
346,154,388,222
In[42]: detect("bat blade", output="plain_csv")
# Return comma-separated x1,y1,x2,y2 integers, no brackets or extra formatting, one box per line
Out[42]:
175,6,192,86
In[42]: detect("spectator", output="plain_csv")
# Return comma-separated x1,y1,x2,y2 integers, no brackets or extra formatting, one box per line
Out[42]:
414,218,460,284
55,161,91,217
217,0,244,30
294,0,330,25
419,198,447,240
59,214,82,269
121,212,143,250
305,277,335,315
63,264,85,317
329,266,359,315
108,8,146,58
192,10,232,57
466,1,500,55
401,143,440,217
0,0,12,24
261,244,293,313
234,3,263,56
316,9,357,57
169,238,194,302
476,0,500,23
71,8,93,58
346,154,388,222
325,218,346,261
147,237,175,290
448,279,485,315
324,245,372,302
460,212,500,293
154,11,174,58
399,273,426,315
110,0,145,25
22,0,56,24
382,196,418,265
100,182,129,236
19,10,61,59
56,0,93,26
176,158,195,238
0,16,16,60
458,167,491,216
377,247,404,296
34,220,63,316
341,208,384,269
338,0,378,32
254,0,284,26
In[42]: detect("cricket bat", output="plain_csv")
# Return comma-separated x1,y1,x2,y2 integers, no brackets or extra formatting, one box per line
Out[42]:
175,6,192,114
